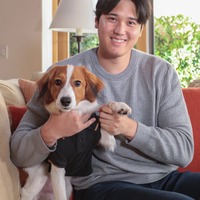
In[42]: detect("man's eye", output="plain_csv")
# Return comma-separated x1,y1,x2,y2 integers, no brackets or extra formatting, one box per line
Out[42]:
128,20,138,26
55,79,62,86
108,17,117,22
74,80,81,87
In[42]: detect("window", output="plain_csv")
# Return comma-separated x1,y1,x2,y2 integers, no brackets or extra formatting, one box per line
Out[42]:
153,0,200,87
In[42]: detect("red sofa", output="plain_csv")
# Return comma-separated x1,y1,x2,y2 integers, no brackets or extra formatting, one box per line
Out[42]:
179,88,200,172
6,84,200,200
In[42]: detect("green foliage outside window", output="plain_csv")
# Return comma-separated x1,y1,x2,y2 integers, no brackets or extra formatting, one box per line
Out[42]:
154,14,200,87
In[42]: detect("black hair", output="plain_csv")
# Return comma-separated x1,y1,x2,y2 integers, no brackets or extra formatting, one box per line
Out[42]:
95,0,152,25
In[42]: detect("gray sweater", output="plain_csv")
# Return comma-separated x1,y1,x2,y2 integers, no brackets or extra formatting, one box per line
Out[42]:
10,48,193,190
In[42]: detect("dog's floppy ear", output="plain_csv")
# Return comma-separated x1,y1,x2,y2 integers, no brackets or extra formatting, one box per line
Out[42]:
37,66,57,103
81,67,104,102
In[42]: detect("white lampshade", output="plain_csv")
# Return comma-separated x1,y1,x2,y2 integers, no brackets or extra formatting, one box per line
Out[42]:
50,0,97,36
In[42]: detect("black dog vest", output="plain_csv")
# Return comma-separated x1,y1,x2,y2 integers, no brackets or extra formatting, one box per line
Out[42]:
47,113,101,176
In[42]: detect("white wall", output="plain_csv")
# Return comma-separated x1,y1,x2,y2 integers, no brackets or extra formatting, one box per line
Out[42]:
42,0,53,72
0,0,44,79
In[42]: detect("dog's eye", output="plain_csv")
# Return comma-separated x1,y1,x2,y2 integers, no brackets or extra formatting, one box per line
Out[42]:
74,80,81,87
55,79,62,86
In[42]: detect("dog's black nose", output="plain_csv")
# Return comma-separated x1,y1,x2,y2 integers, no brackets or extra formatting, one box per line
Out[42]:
60,97,71,107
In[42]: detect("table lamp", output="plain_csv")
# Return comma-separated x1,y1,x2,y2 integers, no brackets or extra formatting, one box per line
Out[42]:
50,0,97,53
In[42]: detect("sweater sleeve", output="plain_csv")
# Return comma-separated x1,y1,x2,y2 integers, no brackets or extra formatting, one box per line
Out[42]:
10,89,54,168
130,64,193,168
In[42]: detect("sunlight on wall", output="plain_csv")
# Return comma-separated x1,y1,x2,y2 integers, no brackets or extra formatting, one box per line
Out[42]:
42,0,53,71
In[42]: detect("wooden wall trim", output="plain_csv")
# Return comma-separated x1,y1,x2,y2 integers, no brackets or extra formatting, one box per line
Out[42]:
52,0,69,63
136,25,147,52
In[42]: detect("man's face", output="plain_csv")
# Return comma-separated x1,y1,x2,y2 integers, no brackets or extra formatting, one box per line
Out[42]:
95,0,143,59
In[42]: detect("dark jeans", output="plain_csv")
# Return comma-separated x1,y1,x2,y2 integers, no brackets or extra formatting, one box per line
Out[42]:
74,171,200,200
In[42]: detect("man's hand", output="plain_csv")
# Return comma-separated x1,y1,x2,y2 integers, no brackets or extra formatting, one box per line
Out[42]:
41,111,96,147
99,104,137,141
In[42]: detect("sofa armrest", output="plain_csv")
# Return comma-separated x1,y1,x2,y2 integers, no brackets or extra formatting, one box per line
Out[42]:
0,91,21,200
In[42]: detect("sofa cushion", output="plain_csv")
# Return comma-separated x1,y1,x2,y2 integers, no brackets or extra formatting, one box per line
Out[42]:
0,80,26,106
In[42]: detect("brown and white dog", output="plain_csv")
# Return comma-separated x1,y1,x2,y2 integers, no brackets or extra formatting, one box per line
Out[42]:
20,65,132,200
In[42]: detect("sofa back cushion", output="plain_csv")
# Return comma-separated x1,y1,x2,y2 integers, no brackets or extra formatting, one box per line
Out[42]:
180,88,200,172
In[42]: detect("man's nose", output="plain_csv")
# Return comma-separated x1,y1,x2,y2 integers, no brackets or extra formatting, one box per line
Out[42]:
113,21,126,35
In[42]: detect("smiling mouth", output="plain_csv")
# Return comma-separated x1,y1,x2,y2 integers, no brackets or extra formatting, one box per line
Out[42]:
111,38,126,43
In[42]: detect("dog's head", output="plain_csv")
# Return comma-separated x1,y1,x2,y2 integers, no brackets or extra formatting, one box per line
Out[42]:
37,65,104,113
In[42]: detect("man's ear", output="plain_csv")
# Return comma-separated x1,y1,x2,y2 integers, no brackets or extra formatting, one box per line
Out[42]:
95,17,99,28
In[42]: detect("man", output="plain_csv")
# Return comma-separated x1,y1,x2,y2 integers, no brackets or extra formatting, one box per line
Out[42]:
11,0,200,199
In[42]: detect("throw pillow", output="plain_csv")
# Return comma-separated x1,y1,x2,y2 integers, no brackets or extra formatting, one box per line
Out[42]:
8,106,27,133
18,79,37,103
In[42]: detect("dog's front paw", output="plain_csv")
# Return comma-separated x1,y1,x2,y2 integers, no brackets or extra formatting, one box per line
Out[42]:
108,102,132,115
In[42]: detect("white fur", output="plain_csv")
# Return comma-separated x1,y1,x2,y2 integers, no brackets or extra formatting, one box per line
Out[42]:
56,65,77,111
21,65,132,200
50,164,68,200
20,163,49,200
